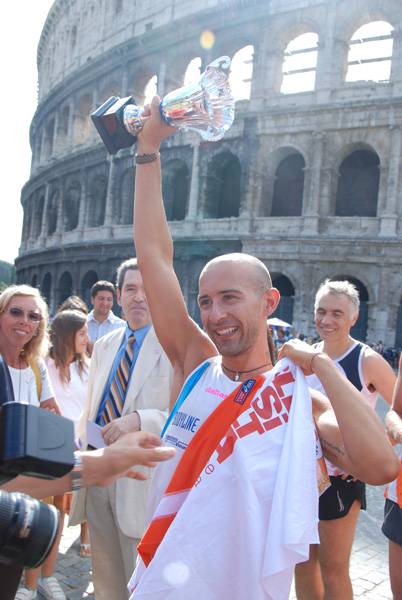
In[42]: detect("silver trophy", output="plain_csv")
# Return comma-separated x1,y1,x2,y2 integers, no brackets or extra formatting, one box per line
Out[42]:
91,56,235,154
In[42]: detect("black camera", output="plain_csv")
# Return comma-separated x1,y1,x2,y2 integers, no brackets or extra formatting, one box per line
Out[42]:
0,355,75,571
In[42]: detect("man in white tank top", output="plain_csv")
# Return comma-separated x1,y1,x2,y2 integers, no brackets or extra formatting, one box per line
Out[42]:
295,279,396,600
129,98,399,600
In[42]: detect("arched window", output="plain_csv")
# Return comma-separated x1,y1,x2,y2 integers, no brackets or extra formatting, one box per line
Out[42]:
47,190,60,235
205,153,241,218
64,182,81,231
73,95,92,146
270,274,295,324
271,153,305,216
43,119,55,160
144,75,157,105
115,168,135,225
31,274,38,288
229,45,254,101
346,21,394,83
184,57,201,86
87,175,107,227
335,150,379,216
281,33,318,94
81,270,98,307
58,272,73,307
162,160,189,221
331,276,368,342
58,106,70,150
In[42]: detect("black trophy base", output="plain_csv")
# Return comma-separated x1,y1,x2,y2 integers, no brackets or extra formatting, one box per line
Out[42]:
91,96,137,155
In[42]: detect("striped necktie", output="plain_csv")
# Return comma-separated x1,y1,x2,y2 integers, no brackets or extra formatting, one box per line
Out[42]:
101,333,135,426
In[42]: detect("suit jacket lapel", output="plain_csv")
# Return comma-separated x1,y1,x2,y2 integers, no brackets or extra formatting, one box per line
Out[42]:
122,326,162,415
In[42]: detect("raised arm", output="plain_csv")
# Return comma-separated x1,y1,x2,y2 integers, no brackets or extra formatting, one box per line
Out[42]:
278,340,400,485
361,346,396,406
386,354,402,445
134,96,216,383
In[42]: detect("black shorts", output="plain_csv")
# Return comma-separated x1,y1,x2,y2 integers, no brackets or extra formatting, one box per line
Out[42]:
319,475,366,521
382,498,402,547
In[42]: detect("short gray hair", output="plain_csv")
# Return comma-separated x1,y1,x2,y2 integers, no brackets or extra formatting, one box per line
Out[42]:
315,279,359,318
115,258,139,291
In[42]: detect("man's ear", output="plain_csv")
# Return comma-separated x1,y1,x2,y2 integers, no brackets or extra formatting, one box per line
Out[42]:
264,288,280,316
351,312,359,327
90,296,95,307
116,289,122,307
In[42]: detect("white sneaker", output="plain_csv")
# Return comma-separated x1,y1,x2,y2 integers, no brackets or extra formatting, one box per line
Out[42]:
15,588,37,600
37,577,66,600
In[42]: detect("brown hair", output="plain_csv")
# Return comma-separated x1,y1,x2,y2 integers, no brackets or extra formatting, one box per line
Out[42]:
49,310,89,383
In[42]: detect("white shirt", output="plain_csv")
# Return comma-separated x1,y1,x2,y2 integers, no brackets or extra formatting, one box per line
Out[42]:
46,357,90,433
87,310,125,343
8,357,55,407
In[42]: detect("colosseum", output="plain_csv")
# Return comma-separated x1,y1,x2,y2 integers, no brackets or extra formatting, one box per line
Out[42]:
16,0,402,345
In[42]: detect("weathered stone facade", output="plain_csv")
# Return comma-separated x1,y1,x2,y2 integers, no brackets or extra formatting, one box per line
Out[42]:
16,0,402,344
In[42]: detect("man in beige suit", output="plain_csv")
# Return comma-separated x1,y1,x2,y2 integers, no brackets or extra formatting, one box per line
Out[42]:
70,258,173,600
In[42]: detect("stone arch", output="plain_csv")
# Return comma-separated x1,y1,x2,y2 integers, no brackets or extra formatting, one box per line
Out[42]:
271,153,305,216
281,32,319,94
73,94,92,146
270,274,295,325
204,152,241,218
22,197,32,241
335,149,380,217
162,159,189,221
129,67,157,106
64,180,81,231
273,22,321,93
31,274,38,288
262,146,306,216
57,271,73,307
229,45,254,101
81,269,99,307
100,80,121,104
47,189,60,235
87,175,107,227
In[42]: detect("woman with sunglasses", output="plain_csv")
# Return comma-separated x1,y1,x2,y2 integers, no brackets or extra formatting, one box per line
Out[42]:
47,309,91,559
0,285,65,600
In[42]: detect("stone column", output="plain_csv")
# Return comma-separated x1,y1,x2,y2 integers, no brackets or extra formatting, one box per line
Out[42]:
303,131,325,234
76,170,87,234
104,156,116,234
39,183,51,241
380,125,401,236
52,112,60,157
314,2,336,101
187,139,200,219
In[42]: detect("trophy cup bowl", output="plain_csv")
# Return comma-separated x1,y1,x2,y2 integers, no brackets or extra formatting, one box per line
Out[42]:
91,56,235,155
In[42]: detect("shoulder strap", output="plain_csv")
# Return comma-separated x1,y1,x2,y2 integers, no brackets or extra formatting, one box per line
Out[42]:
29,359,42,401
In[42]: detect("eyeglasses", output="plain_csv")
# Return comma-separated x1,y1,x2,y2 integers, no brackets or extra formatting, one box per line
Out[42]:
3,307,43,322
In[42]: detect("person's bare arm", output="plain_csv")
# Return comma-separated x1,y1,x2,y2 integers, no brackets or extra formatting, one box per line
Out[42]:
40,396,62,415
385,354,402,445
278,340,400,485
361,347,396,406
1,431,176,499
134,96,216,382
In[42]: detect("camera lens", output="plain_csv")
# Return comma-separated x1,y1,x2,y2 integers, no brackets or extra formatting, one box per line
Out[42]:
0,490,59,569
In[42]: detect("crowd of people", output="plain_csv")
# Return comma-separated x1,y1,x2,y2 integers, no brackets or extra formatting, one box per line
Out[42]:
1,94,402,600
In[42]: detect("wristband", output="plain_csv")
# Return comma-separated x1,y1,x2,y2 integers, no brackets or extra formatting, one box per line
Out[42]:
70,452,83,491
135,152,160,164
310,352,322,373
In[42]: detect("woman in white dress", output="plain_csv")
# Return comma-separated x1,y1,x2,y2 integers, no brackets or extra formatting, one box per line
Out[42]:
47,309,91,559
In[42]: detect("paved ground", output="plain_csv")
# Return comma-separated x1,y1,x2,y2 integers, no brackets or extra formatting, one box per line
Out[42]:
22,397,396,599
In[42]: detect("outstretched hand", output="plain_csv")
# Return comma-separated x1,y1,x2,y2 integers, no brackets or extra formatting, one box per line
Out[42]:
82,430,176,488
277,339,321,375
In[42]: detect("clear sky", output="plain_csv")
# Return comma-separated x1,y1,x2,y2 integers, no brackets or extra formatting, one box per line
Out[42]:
1,1,55,265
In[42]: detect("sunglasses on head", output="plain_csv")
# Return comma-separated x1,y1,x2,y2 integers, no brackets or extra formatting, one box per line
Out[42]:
3,307,43,323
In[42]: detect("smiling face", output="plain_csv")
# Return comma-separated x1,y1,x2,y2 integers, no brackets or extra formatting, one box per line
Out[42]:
117,268,152,331
198,257,279,358
315,292,358,344
75,323,90,355
0,295,41,353
91,290,114,319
